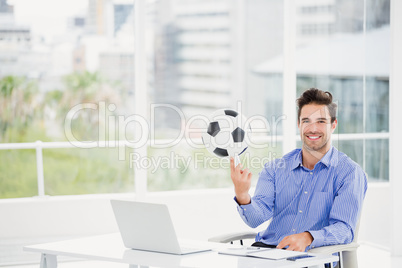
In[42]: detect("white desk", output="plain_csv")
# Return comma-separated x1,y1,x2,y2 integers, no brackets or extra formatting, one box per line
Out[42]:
23,233,338,268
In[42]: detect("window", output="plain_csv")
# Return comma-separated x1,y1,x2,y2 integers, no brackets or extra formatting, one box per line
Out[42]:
0,0,136,197
147,0,285,191
0,0,390,198
296,0,390,181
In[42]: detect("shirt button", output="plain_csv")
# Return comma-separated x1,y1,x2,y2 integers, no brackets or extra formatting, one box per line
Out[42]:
292,229,296,232
310,172,313,175
299,210,303,213
304,191,308,194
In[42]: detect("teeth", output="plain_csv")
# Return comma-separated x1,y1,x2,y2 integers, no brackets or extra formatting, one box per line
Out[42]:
308,136,319,140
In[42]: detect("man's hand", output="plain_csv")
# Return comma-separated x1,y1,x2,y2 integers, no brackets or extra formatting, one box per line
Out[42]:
230,157,252,205
276,232,313,252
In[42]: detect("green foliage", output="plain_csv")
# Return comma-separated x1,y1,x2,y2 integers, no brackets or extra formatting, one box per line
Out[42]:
45,71,123,141
63,71,102,93
0,73,283,198
1,73,128,198
44,90,63,105
0,147,135,199
43,147,134,196
0,76,42,142
0,150,38,198
147,144,282,192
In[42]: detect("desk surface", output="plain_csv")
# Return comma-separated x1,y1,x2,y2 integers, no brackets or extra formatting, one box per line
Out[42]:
24,233,338,268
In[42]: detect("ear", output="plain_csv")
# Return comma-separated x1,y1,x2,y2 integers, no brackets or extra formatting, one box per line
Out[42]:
331,119,337,133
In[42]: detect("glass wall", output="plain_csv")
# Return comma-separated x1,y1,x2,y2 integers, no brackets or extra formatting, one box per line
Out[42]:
0,0,390,198
0,0,137,197
147,0,284,191
257,0,390,181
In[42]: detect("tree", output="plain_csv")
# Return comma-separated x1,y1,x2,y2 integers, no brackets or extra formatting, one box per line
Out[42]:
45,71,122,141
0,76,42,142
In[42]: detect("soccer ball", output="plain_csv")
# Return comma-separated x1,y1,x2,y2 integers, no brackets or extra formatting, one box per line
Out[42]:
201,109,250,159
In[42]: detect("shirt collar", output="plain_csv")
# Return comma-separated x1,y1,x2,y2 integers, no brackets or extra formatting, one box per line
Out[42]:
319,146,334,167
291,150,303,170
292,146,335,170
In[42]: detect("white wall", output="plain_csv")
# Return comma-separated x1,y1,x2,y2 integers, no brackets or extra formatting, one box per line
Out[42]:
359,183,391,248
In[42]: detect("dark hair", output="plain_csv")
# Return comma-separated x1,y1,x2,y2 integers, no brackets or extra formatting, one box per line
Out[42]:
296,88,337,123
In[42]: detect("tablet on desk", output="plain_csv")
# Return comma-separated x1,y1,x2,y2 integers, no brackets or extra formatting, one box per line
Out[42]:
218,247,309,260
247,248,308,260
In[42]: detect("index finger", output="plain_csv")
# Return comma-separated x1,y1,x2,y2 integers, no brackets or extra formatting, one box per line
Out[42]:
230,157,235,173
276,237,289,250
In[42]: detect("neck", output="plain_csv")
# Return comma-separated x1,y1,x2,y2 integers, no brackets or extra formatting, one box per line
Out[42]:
301,146,331,170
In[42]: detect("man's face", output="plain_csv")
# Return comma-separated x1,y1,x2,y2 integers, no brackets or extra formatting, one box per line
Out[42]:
298,103,337,154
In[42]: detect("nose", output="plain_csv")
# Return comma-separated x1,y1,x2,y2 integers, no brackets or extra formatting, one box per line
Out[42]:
306,122,319,132
312,122,319,131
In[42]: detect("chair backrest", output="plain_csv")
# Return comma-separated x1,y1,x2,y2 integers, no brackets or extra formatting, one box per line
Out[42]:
353,172,367,242
352,210,362,243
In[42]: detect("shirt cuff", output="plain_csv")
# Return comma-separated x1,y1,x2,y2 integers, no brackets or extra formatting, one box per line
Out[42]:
234,196,254,222
234,196,253,209
308,230,325,249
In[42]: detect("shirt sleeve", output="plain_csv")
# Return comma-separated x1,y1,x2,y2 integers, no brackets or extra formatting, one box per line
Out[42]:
234,161,277,228
308,165,367,249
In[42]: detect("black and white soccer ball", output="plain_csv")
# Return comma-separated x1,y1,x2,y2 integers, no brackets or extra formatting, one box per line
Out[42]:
201,109,250,158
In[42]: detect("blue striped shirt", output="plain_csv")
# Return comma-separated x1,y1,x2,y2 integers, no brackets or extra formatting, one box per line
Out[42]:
236,146,367,250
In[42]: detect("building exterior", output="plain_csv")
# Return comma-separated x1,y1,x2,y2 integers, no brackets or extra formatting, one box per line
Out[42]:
0,0,51,81
151,0,241,133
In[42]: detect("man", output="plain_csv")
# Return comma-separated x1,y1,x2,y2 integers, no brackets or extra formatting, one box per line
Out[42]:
230,88,367,252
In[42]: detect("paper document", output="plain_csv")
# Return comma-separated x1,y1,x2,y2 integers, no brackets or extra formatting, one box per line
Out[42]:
218,247,309,260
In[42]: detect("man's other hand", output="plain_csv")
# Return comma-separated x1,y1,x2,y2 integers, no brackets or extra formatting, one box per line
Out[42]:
230,157,252,205
276,232,313,252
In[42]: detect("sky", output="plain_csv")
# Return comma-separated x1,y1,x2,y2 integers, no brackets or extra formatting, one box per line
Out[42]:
8,0,88,37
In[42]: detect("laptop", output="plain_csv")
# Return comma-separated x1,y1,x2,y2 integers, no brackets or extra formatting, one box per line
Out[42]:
110,199,213,255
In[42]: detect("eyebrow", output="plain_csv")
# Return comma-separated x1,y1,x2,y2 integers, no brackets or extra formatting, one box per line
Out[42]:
301,117,329,121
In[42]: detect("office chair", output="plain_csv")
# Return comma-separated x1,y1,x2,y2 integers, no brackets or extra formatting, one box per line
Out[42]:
209,214,361,268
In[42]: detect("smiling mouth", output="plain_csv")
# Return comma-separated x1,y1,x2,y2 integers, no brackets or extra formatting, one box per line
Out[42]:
306,135,321,141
